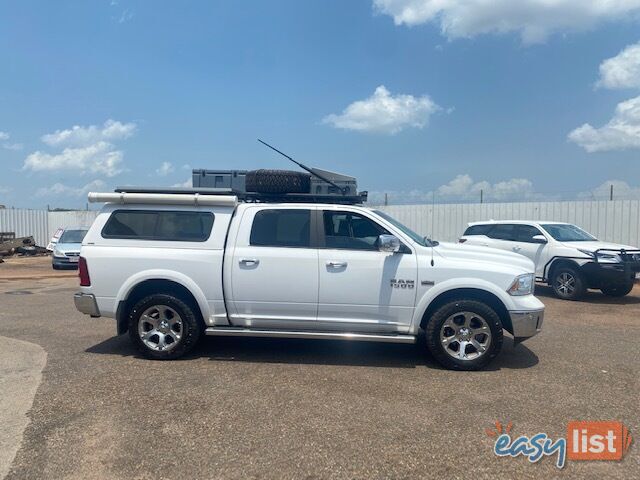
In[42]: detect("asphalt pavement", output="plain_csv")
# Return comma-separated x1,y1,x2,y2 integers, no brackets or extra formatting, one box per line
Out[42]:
0,274,638,479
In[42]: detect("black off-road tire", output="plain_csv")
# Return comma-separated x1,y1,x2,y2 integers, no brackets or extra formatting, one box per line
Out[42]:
551,265,586,300
245,169,311,194
601,281,634,297
424,299,503,371
128,293,202,360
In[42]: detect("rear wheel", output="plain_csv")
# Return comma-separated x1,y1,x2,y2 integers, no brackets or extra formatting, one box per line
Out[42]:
128,294,202,359
551,266,586,300
424,299,503,371
601,281,634,297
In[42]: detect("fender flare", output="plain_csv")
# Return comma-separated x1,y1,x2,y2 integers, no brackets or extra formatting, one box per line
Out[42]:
115,269,211,323
410,278,515,334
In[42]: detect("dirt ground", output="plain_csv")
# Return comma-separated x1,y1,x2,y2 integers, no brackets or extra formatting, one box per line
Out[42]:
0,258,638,479
0,256,77,280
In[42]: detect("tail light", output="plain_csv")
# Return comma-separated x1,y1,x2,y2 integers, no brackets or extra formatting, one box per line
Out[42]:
458,238,467,243
79,256,91,286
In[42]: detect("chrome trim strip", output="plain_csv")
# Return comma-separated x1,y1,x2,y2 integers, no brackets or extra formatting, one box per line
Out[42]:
205,327,416,344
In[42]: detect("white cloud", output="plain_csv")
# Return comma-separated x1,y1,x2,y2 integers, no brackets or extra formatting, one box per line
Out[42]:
0,131,9,141
0,186,11,194
171,178,192,188
156,161,175,176
597,41,640,89
323,85,441,134
41,119,136,147
436,174,535,201
24,119,136,176
373,0,640,44
368,174,537,204
35,180,106,198
579,179,640,199
24,142,125,177
568,95,640,152
3,143,23,151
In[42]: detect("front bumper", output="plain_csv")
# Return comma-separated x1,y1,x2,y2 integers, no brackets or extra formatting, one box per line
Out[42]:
581,261,640,288
509,308,544,343
74,293,101,317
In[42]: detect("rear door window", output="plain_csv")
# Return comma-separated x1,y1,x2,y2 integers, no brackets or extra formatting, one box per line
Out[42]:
487,224,518,241
249,209,311,248
463,224,493,236
102,210,214,241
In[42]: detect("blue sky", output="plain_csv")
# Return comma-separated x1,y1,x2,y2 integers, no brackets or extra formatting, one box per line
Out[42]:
1,0,640,208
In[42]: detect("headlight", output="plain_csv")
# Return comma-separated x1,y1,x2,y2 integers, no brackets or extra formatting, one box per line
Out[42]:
508,273,535,296
578,249,621,263
53,249,65,258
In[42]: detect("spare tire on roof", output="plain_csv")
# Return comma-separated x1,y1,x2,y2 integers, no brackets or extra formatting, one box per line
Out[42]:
245,169,311,194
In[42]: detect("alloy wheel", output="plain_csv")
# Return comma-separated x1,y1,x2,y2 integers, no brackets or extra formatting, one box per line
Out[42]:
439,311,492,361
138,305,184,352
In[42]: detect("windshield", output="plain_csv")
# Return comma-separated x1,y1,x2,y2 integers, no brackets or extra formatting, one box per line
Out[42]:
541,224,596,242
373,210,430,247
59,229,88,244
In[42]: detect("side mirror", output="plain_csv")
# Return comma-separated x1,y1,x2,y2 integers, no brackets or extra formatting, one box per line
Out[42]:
532,234,547,244
378,234,401,253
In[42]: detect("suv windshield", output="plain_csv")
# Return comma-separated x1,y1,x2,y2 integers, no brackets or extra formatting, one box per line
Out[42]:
59,229,88,243
541,224,596,242
373,210,430,247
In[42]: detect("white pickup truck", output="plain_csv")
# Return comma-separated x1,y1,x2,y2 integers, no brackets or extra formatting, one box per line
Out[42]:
74,190,544,370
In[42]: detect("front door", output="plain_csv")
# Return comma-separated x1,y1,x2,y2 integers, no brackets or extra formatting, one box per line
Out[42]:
317,209,417,333
229,207,318,328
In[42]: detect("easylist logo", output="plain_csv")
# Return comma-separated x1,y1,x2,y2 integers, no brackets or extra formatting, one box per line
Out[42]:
567,421,633,461
488,420,633,468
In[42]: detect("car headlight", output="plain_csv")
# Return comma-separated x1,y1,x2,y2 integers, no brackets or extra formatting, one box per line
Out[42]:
578,249,621,263
508,273,535,296
53,249,65,258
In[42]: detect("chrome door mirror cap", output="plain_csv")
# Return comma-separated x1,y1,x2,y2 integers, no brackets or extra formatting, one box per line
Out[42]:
378,234,401,253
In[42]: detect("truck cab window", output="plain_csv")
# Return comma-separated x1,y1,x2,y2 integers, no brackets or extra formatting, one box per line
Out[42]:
323,211,388,250
249,209,311,248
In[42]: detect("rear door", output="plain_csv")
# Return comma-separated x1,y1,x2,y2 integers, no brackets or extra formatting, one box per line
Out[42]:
485,223,519,252
316,209,418,333
229,206,319,328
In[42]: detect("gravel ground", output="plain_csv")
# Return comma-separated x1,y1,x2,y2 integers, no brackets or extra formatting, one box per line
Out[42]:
0,272,638,479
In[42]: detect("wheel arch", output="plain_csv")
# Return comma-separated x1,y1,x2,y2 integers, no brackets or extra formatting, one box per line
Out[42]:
545,258,582,284
116,275,207,335
418,288,513,335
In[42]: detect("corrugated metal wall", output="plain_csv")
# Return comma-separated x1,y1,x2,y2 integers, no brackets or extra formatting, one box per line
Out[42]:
1,200,639,247
0,209,99,246
377,200,640,246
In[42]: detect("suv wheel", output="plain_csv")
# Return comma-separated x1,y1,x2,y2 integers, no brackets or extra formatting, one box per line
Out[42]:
601,281,634,297
551,266,586,300
128,294,202,360
425,299,503,371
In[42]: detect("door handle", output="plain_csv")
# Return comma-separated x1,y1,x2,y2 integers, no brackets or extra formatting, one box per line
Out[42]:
513,246,521,252
326,261,347,268
240,258,259,266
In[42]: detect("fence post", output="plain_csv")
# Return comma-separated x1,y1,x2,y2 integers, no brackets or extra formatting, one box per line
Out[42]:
610,184,613,201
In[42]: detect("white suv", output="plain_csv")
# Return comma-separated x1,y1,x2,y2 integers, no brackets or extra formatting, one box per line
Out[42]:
460,221,640,300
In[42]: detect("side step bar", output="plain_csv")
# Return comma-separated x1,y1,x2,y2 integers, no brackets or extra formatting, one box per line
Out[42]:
205,327,416,344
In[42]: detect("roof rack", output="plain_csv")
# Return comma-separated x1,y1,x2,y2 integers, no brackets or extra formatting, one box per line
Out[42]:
112,186,368,205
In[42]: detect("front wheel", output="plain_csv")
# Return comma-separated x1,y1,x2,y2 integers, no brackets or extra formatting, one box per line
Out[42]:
424,299,503,371
128,294,202,360
601,281,634,297
551,266,586,300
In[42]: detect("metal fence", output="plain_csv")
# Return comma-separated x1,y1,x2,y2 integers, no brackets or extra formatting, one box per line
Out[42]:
0,209,99,247
2,199,640,248
377,199,640,246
